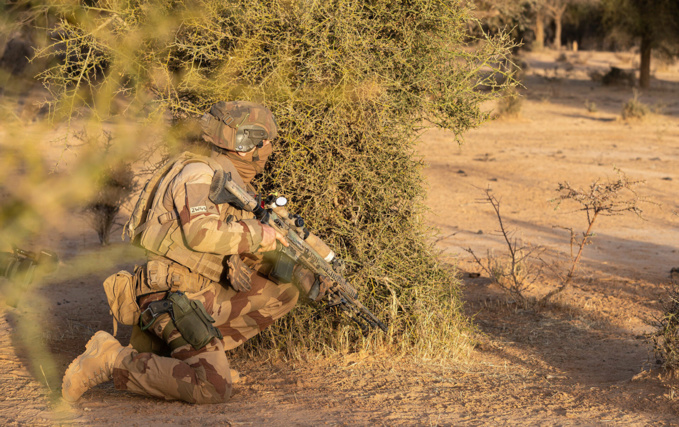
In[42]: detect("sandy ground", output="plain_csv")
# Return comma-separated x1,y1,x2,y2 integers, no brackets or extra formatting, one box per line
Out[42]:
1,50,679,425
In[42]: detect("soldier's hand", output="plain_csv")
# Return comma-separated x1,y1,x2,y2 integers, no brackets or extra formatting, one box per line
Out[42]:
226,255,252,292
309,275,332,301
292,265,331,301
258,225,289,253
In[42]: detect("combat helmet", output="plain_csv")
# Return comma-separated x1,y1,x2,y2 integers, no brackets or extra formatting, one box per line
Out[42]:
200,101,278,152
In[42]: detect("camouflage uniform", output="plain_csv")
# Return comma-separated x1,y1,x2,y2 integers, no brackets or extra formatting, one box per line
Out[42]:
111,151,298,404
113,256,298,403
61,101,306,405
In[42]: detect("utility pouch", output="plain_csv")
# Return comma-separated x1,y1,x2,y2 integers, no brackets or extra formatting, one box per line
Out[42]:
167,292,222,350
139,299,173,331
102,269,141,335
265,251,296,283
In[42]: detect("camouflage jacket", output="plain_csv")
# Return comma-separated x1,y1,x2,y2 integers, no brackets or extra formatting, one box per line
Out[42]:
129,152,266,286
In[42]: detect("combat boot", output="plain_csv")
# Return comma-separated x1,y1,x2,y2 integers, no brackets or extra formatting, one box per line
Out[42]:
62,331,125,402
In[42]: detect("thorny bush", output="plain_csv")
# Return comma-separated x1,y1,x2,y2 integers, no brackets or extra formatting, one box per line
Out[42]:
649,277,679,376
469,171,645,307
31,0,517,359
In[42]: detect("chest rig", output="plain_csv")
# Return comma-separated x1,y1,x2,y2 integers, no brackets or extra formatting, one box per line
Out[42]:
124,152,251,285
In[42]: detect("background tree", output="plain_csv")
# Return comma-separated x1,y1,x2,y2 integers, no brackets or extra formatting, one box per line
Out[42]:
603,0,679,88
473,0,533,42
534,0,547,50
541,0,599,50
561,0,605,50
473,0,579,51
544,0,567,49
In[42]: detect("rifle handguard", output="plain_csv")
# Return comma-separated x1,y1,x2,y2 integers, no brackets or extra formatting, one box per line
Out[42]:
304,233,335,262
267,201,335,262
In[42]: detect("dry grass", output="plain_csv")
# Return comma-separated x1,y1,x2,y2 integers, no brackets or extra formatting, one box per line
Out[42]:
79,130,136,245
622,90,649,121
495,88,523,118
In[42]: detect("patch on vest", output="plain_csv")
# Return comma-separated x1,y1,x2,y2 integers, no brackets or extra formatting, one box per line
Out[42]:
190,205,208,214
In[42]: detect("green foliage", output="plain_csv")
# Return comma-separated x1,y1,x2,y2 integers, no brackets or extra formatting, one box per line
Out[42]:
602,0,679,47
30,0,516,359
602,0,679,87
472,0,534,40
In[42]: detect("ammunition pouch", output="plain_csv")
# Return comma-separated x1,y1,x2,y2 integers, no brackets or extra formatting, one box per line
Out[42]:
102,268,142,335
139,291,222,350
139,259,206,295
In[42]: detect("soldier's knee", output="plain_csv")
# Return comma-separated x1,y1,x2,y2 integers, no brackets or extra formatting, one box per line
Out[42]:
191,374,232,404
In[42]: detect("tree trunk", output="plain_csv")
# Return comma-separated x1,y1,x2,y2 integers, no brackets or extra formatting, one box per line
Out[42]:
534,9,545,50
553,11,563,50
639,35,652,89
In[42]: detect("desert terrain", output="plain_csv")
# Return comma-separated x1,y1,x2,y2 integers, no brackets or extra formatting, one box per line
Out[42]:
1,50,679,425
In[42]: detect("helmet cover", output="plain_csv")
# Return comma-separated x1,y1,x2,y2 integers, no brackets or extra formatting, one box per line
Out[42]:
200,101,278,152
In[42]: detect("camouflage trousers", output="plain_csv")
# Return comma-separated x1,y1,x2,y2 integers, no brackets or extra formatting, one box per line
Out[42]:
111,256,299,404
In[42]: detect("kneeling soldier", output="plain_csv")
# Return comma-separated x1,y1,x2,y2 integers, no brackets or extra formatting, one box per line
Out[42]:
62,101,326,404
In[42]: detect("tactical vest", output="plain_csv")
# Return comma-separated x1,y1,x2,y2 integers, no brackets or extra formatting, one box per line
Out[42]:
124,152,250,284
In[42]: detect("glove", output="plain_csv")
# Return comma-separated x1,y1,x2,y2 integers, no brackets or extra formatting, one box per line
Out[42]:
308,275,332,301
226,255,252,292
292,265,331,301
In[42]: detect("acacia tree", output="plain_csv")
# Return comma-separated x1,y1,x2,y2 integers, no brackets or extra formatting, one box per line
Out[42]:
603,0,679,88
33,0,517,357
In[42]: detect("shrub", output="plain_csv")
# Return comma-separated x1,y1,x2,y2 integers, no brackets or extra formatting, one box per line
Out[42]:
496,87,523,117
86,163,135,246
76,130,136,245
602,66,636,86
622,90,649,121
649,278,679,376
34,0,516,359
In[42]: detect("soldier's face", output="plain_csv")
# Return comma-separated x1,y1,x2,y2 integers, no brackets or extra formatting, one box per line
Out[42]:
237,140,271,157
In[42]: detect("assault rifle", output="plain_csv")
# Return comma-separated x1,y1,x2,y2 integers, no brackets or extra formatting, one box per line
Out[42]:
210,170,388,333
0,247,58,285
